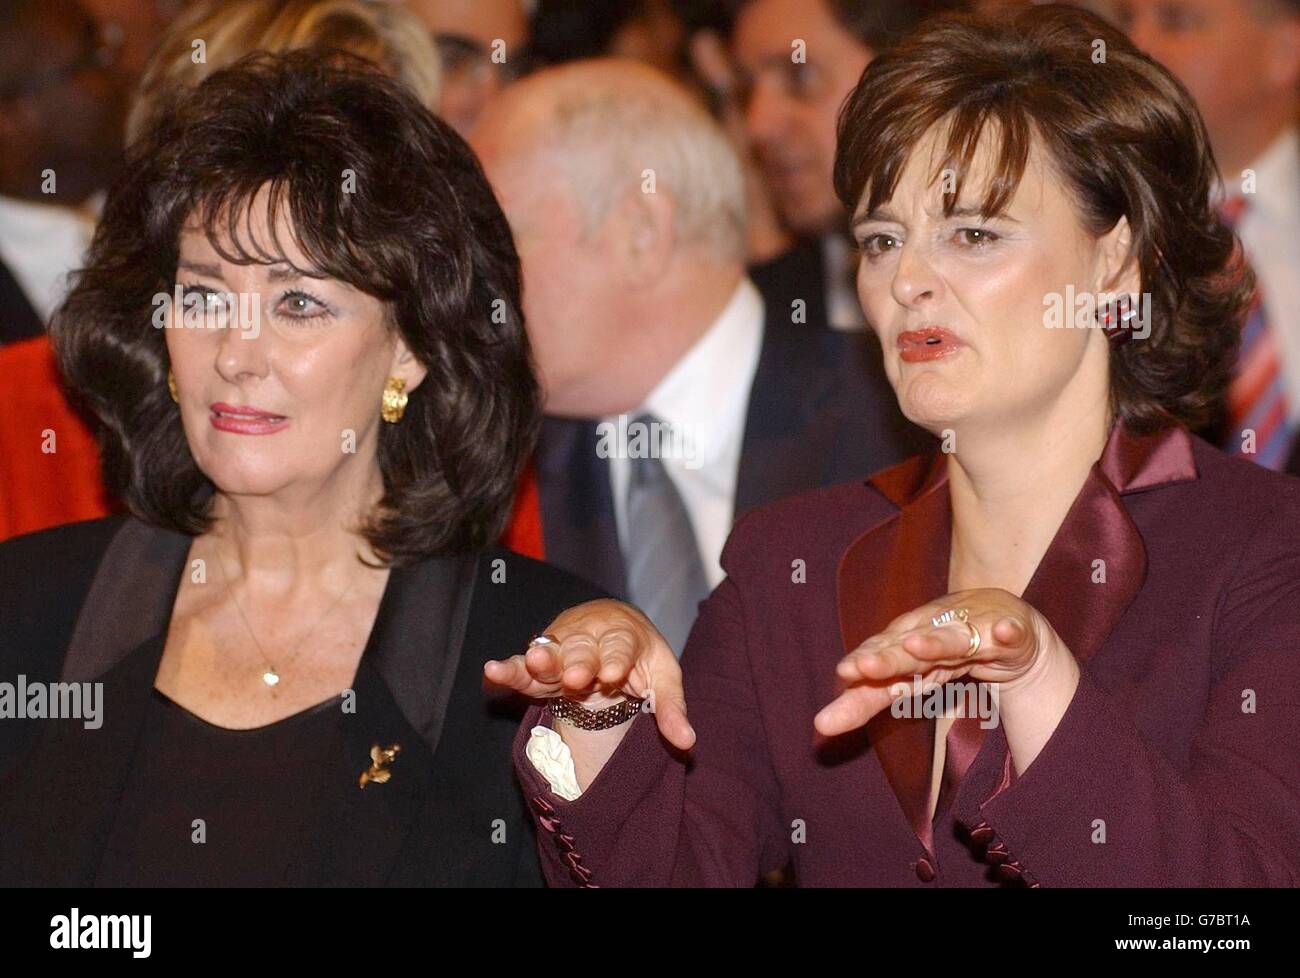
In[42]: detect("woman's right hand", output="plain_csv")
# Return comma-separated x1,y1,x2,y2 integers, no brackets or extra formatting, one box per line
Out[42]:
484,598,695,751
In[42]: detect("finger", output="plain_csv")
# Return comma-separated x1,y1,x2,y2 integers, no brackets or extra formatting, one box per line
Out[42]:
523,643,566,684
904,626,972,662
836,633,903,680
647,676,695,751
841,630,952,682
814,683,895,737
595,627,639,686
554,634,602,690
483,655,559,697
993,616,1029,650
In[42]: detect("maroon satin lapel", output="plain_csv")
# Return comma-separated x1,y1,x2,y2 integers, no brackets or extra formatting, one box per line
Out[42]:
934,425,1196,812
837,453,951,854
849,424,1198,836
934,457,1149,813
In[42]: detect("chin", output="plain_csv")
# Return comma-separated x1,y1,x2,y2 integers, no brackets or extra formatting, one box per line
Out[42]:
897,372,974,433
195,455,296,498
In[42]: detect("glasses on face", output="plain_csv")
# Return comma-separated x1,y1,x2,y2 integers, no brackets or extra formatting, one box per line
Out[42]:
0,19,122,102
433,32,535,91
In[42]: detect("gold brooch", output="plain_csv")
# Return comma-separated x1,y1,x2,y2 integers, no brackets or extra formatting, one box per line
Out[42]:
359,742,401,788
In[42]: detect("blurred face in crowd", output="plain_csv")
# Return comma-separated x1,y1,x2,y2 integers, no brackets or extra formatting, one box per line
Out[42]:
732,0,872,234
406,0,530,135
472,137,626,416
78,0,180,81
0,0,128,202
852,126,1127,436
607,0,688,77
166,191,426,502
1098,0,1300,172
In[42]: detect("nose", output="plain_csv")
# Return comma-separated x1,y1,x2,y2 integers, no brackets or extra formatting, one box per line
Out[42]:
890,240,944,310
744,80,789,147
1126,13,1158,57
214,294,269,385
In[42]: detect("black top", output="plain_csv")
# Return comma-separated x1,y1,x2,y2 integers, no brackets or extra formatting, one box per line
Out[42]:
0,516,608,887
0,255,44,346
96,690,342,887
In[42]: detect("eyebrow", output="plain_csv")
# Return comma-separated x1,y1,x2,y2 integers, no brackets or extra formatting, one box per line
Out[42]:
177,260,222,278
852,205,1019,230
176,260,320,282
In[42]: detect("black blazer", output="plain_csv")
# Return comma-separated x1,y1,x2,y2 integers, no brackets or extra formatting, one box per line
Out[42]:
0,255,44,346
535,299,930,598
748,235,830,335
0,515,604,886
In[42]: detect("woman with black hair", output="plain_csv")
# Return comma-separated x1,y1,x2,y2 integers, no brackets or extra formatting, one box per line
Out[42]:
0,50,600,887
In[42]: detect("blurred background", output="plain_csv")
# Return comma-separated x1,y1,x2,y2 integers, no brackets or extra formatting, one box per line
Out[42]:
2,0,1298,542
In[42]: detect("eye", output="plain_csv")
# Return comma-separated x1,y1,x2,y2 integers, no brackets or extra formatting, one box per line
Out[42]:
857,233,900,260
276,289,330,321
178,283,226,308
955,227,1000,248
786,61,821,98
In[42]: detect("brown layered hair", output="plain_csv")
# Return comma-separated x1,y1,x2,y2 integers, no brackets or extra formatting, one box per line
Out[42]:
834,4,1252,432
52,51,538,564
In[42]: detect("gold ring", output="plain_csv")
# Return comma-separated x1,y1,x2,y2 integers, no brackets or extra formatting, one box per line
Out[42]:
964,621,981,658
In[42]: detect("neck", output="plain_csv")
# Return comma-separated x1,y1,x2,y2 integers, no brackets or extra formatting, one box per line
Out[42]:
945,396,1111,596
589,258,744,416
1215,112,1295,182
207,461,385,587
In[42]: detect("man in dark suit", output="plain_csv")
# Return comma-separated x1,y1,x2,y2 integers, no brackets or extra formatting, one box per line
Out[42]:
0,0,125,345
733,0,968,332
472,59,926,653
1104,0,1300,472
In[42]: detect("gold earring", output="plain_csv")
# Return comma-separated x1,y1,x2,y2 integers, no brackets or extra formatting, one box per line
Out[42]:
167,369,179,404
381,376,407,423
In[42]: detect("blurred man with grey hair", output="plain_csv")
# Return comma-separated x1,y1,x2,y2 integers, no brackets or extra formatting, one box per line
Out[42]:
472,59,925,653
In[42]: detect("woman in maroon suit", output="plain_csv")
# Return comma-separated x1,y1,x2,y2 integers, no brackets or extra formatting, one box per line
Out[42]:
485,5,1300,887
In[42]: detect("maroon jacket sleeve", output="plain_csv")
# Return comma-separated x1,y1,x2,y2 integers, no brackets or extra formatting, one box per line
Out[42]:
511,518,790,887
952,495,1300,886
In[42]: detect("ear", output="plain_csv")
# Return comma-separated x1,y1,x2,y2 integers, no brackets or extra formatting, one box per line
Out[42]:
388,335,429,393
1264,14,1300,90
1093,214,1140,298
610,183,677,289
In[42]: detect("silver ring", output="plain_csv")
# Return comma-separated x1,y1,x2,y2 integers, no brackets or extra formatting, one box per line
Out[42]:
931,607,969,628
528,633,559,648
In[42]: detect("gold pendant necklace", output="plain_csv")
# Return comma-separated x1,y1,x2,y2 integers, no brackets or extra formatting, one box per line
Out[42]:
213,543,360,691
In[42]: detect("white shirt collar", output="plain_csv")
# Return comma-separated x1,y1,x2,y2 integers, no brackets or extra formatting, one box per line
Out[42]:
637,276,764,471
1246,125,1300,222
1214,125,1300,219
0,194,94,322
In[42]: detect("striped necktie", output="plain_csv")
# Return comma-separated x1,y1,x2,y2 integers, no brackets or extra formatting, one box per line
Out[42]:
623,414,711,657
1220,194,1294,469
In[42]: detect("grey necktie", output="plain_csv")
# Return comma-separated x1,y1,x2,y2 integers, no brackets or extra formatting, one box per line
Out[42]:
623,413,711,657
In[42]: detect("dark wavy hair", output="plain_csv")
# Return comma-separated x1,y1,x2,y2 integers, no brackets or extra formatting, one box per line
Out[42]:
833,4,1253,433
50,50,540,564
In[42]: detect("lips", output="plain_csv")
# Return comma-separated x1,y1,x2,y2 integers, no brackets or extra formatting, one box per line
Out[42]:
209,402,288,435
897,327,965,364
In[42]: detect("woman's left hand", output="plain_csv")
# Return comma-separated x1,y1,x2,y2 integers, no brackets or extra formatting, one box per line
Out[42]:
814,587,1070,737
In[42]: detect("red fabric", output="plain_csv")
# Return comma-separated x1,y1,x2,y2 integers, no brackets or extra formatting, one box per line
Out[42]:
0,337,115,541
0,338,548,558
501,459,544,560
